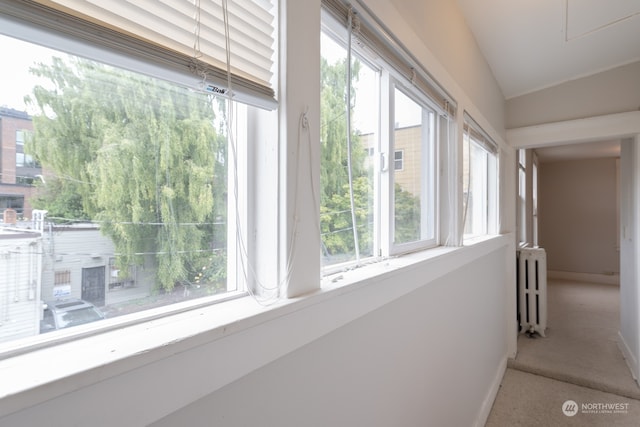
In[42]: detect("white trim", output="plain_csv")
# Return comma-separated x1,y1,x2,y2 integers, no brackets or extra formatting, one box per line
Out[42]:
618,331,639,382
389,82,439,254
548,270,620,286
474,356,507,427
507,111,640,149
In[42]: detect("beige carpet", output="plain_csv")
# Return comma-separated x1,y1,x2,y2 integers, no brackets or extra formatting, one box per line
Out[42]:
486,368,640,427
509,280,640,399
486,279,640,426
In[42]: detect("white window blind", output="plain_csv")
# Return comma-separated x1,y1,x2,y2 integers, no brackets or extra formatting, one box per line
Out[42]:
1,0,276,108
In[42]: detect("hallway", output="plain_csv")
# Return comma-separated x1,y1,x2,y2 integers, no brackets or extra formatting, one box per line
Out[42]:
486,279,640,426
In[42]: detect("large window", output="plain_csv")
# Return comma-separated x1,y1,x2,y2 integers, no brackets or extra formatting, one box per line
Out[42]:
320,2,450,271
462,114,498,239
0,0,276,347
392,87,437,249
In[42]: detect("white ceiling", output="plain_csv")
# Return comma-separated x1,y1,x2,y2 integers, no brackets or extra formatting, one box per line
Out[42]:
455,0,638,161
456,0,640,99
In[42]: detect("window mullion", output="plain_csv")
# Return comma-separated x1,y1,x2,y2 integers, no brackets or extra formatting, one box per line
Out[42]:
379,70,392,257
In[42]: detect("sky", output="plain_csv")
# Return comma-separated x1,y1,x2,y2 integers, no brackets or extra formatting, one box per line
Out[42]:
0,34,57,114
321,31,422,134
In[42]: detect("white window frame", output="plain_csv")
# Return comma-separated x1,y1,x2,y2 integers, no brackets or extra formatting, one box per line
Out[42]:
0,0,283,354
517,149,527,246
320,13,442,269
462,117,498,241
387,81,439,255
318,15,381,274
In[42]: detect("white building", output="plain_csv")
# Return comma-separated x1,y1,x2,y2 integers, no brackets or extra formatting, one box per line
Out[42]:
0,228,42,344
40,224,155,309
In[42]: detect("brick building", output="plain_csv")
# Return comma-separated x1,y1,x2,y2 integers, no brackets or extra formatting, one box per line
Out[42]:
0,107,41,219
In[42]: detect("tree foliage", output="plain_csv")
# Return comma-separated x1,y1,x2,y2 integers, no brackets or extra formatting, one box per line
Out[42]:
320,55,422,259
25,56,227,291
30,178,89,222
320,55,373,260
393,183,421,243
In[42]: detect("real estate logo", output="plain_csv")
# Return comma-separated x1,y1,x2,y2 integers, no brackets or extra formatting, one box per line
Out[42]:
562,399,629,417
562,400,579,417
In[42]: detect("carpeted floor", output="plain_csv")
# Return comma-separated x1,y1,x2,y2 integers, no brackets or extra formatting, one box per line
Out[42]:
485,279,640,426
486,368,640,426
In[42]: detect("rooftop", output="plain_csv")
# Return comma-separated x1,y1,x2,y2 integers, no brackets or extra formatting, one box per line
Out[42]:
0,106,31,120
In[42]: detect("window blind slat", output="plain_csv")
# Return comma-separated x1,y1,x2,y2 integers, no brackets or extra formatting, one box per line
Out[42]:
31,0,275,104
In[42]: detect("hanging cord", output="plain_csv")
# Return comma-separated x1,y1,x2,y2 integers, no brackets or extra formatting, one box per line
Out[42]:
220,0,291,306
192,0,202,59
461,123,471,245
301,107,321,237
443,102,454,247
346,8,361,263
445,101,464,246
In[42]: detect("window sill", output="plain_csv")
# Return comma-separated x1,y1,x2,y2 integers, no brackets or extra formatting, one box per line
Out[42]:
0,234,512,423
463,234,500,246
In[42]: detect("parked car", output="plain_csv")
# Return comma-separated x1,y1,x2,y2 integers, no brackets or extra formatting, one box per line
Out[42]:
40,299,105,333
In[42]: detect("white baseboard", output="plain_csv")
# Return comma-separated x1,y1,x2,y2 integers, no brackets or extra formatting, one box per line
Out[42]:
475,356,507,427
618,331,639,382
548,270,620,285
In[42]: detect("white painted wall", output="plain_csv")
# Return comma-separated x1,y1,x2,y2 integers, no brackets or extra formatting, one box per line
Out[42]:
390,0,506,137
619,137,640,381
0,239,511,427
538,158,619,277
506,61,640,129
151,246,509,427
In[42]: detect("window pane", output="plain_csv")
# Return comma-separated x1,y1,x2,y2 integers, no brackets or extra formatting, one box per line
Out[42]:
16,130,25,145
463,133,497,238
320,32,377,268
0,34,234,345
518,167,526,241
393,88,434,246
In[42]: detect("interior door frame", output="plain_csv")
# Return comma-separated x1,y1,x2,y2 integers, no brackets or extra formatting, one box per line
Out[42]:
507,111,640,382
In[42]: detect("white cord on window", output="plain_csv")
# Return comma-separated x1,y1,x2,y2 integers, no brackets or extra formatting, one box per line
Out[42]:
346,7,361,263
220,0,307,306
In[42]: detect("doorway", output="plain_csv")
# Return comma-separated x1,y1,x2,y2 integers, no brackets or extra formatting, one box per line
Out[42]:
509,111,640,385
514,143,639,396
82,266,106,307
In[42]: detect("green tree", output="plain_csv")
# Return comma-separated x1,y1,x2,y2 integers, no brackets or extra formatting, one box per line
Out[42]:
320,55,374,260
25,56,227,291
30,178,89,222
394,183,421,243
320,55,423,258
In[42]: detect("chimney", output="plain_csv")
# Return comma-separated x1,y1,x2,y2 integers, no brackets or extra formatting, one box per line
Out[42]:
3,209,17,225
